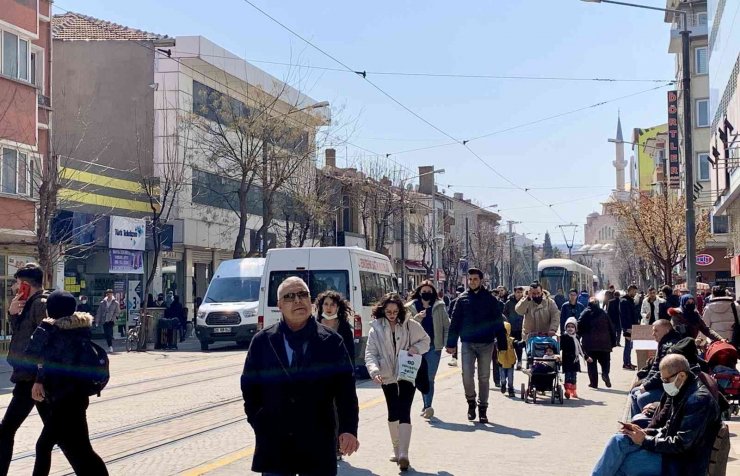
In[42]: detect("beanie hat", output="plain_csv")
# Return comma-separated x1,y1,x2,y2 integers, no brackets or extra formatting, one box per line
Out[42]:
565,317,578,329
46,290,77,319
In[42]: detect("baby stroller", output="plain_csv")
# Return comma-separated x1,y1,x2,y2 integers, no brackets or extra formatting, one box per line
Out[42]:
521,336,564,404
706,341,740,415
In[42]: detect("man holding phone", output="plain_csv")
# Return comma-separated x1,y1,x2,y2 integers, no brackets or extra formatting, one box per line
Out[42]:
0,263,46,475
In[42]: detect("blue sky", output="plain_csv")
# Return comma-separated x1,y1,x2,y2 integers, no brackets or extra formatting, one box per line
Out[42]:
53,0,676,244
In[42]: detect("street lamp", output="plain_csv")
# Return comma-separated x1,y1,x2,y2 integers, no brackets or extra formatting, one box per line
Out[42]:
399,168,445,293
581,0,697,295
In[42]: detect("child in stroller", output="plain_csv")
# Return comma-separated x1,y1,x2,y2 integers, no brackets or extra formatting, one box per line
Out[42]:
522,337,564,404
706,340,740,415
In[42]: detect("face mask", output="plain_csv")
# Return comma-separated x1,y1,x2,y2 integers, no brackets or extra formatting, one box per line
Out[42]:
662,375,681,397
532,296,543,304
684,303,696,313
421,292,435,302
80,300,87,305
322,312,338,320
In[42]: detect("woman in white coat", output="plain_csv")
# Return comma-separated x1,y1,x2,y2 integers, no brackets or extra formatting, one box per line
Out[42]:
365,293,430,472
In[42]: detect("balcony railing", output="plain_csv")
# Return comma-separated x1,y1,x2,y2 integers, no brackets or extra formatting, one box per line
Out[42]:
37,93,50,108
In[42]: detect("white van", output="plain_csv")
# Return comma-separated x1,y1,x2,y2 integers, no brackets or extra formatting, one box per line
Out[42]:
257,247,397,374
195,258,265,351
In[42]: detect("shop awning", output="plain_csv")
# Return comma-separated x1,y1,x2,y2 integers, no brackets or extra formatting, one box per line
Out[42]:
405,260,427,273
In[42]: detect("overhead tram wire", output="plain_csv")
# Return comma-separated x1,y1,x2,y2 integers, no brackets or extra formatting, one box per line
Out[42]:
238,0,576,220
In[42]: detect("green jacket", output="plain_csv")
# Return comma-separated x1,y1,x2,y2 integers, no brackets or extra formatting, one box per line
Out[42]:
406,299,450,351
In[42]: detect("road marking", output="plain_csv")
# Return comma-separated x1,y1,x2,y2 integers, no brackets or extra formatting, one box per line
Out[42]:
183,366,462,475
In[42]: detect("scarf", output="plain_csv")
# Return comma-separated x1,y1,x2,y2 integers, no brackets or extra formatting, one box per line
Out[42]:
564,317,586,365
280,317,316,368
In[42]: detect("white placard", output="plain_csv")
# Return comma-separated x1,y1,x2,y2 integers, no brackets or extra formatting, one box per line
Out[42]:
109,216,146,251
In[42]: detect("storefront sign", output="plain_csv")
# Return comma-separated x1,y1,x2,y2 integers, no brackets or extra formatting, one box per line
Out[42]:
667,90,680,189
109,249,144,274
696,254,715,266
8,256,35,275
109,216,146,251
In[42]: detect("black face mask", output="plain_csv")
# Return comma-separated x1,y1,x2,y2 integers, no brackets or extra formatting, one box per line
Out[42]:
532,296,543,304
421,292,435,302
684,303,696,313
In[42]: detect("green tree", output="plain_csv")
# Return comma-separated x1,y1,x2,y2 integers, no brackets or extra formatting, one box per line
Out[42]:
542,231,554,259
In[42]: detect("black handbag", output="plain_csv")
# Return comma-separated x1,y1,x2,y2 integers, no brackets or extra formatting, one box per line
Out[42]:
415,355,430,394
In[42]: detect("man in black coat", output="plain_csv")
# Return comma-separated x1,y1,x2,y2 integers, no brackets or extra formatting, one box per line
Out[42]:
578,299,615,389
445,268,506,424
620,285,640,370
241,277,359,475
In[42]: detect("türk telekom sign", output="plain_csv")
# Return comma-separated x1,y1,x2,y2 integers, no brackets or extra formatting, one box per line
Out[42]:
109,216,146,251
667,90,680,189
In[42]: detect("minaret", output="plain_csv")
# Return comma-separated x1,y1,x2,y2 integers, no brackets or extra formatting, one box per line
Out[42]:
612,112,627,192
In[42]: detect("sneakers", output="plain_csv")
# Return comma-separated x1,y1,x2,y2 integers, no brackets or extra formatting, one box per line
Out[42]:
478,405,488,424
467,400,476,421
623,364,637,370
508,388,515,398
109,346,114,353
421,407,434,419
500,385,506,394
448,358,458,367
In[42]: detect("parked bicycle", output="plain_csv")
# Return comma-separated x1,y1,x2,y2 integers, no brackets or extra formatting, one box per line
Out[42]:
126,317,142,352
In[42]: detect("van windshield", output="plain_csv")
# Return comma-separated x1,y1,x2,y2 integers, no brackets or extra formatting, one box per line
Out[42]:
204,277,261,303
267,270,350,307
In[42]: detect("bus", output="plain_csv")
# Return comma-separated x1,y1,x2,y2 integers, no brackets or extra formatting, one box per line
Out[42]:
538,258,597,296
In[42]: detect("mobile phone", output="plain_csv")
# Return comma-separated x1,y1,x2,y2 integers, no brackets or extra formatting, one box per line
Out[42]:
18,282,31,301
617,421,632,428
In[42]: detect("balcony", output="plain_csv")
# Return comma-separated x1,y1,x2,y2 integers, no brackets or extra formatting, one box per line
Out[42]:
37,93,50,108
669,13,708,53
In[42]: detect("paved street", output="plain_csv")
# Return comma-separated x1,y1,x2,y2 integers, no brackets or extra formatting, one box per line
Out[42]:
3,338,734,475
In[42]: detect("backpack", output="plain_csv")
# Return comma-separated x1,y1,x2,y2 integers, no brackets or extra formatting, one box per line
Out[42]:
76,340,110,397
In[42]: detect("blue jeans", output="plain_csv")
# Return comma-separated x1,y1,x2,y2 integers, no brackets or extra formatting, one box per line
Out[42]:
623,338,633,366
629,387,663,418
564,370,577,385
461,341,494,406
421,349,442,408
592,434,662,476
499,367,514,391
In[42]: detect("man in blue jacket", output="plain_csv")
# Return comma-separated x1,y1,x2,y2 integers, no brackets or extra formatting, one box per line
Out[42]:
446,268,505,424
620,285,640,370
560,289,585,334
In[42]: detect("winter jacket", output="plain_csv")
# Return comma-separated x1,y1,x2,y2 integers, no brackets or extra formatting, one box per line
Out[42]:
553,293,566,310
503,295,523,333
577,291,589,308
365,317,430,385
25,312,95,402
317,316,355,362
95,298,119,325
515,293,559,339
560,301,585,334
701,296,737,341
447,286,505,347
7,290,47,383
603,290,615,309
619,295,640,335
641,297,664,325
497,322,516,368
406,299,450,351
560,332,583,373
659,294,681,321
578,303,616,353
641,329,682,392
607,298,621,329
241,318,358,475
642,373,721,476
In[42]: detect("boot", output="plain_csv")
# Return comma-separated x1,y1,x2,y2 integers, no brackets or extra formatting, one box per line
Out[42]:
564,383,571,399
571,384,579,399
467,400,476,421
398,423,412,471
387,421,400,462
478,405,488,424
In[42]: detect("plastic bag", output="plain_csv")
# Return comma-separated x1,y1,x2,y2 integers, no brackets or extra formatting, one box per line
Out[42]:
397,349,422,383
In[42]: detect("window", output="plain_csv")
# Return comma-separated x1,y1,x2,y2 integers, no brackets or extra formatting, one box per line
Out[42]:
1,31,29,81
698,12,708,27
695,47,708,75
16,152,27,195
713,215,729,234
204,277,260,303
30,48,43,91
698,153,711,181
266,270,350,307
360,271,395,306
1,149,16,194
696,99,710,127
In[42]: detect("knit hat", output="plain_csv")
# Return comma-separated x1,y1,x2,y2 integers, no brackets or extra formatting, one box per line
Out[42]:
565,317,578,329
46,290,77,319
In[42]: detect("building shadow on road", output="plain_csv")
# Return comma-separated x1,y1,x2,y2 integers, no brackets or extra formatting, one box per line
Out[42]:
550,398,607,408
429,419,540,438
338,462,455,476
589,388,629,396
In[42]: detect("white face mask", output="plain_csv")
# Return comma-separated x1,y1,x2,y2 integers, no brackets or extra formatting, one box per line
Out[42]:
662,375,682,397
322,312,338,321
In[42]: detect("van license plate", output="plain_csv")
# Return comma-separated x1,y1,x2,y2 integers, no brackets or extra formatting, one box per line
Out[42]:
213,327,231,333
